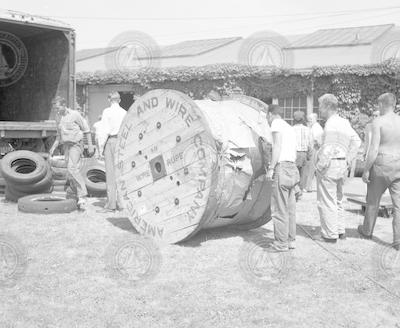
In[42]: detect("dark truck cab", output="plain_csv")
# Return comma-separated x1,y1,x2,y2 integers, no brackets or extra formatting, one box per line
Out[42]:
0,10,75,154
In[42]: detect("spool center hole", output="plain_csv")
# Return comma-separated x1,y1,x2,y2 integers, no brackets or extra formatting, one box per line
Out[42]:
154,162,162,173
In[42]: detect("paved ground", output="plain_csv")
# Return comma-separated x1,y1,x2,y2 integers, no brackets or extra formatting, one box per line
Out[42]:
0,178,399,328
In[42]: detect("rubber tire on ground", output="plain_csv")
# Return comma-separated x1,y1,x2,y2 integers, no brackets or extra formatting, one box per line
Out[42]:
13,164,53,194
18,193,77,214
49,157,67,168
53,179,67,187
52,185,66,192
5,185,28,202
0,151,48,185
80,163,107,195
51,166,67,180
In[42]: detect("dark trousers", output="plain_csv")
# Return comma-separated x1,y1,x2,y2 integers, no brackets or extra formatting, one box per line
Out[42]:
362,154,400,243
272,162,300,249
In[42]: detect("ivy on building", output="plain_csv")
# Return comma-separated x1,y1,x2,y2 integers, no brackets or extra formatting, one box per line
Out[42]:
76,59,400,138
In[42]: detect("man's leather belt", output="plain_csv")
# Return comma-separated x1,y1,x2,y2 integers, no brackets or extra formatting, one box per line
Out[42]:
331,158,346,160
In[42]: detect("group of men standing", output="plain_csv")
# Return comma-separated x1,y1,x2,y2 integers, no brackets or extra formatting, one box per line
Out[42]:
49,90,400,251
267,92,399,252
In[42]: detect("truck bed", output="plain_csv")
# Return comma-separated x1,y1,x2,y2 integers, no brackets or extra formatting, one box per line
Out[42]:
0,121,57,139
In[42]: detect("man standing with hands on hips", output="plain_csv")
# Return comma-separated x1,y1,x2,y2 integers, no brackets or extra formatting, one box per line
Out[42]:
98,92,127,212
266,104,299,252
49,97,94,210
315,94,361,243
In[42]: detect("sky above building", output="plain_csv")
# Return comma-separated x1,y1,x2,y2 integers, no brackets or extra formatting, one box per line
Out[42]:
2,0,400,49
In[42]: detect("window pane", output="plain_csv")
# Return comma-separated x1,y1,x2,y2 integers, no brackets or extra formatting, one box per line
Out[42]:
300,96,307,107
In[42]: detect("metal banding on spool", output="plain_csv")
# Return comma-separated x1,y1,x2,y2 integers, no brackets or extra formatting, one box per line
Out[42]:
115,89,272,244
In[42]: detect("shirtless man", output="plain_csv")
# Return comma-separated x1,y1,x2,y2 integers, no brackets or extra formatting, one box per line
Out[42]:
358,93,400,250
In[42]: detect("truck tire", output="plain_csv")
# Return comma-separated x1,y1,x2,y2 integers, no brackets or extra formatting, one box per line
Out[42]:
18,194,77,214
51,166,67,180
12,164,53,194
53,179,67,187
5,185,27,202
81,163,107,197
1,151,47,185
50,158,67,168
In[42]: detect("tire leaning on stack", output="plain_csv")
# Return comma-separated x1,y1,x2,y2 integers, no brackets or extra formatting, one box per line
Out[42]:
0,151,53,202
80,162,107,197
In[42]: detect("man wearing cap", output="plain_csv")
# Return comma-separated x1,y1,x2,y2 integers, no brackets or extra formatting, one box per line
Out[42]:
266,104,299,251
293,111,312,193
98,92,127,212
316,94,361,243
49,97,94,210
359,93,400,250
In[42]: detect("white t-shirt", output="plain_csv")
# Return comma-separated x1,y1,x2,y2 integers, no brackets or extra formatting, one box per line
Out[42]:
270,118,297,163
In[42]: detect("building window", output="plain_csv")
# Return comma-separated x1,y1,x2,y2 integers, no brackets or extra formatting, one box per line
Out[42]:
313,96,324,125
278,96,307,125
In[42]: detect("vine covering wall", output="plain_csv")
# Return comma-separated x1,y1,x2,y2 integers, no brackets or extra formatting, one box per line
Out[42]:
76,60,400,138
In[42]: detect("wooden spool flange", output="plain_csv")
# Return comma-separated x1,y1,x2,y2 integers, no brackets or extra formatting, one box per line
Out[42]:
116,90,220,243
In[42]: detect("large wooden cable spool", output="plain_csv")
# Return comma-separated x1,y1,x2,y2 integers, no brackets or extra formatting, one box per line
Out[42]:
115,89,273,244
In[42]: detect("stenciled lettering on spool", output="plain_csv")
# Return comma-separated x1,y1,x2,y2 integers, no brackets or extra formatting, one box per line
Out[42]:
115,90,217,243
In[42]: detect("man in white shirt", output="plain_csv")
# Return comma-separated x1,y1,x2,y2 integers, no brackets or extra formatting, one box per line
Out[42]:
304,113,324,192
266,104,299,252
98,92,127,212
316,94,361,242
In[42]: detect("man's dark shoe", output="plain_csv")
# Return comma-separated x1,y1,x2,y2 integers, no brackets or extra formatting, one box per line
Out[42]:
312,235,337,243
339,233,346,240
357,225,372,239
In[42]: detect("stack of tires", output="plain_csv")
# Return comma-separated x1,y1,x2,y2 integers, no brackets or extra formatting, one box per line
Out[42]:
0,151,53,202
49,156,68,193
49,157,107,197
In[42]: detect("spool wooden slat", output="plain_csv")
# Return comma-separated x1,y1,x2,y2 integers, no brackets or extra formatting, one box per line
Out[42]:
116,90,272,243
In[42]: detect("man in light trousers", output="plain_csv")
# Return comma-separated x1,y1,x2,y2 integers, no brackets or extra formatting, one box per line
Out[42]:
98,92,127,212
315,94,361,243
266,104,299,252
49,97,94,209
